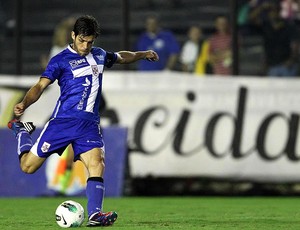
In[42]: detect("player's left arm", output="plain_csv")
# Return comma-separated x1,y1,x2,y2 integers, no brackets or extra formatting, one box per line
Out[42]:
116,50,159,64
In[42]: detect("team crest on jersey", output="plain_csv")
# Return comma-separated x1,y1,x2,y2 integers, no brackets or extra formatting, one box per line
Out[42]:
92,65,99,76
69,58,86,69
41,142,51,153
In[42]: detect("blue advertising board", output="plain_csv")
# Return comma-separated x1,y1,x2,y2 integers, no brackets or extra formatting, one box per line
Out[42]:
0,127,127,197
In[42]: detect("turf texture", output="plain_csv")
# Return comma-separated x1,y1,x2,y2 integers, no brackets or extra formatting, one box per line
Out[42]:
0,197,299,229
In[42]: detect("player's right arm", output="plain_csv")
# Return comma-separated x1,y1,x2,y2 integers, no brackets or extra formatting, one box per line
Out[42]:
14,77,52,117
116,50,159,64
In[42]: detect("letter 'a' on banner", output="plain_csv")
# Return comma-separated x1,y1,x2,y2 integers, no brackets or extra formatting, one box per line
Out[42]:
0,127,128,197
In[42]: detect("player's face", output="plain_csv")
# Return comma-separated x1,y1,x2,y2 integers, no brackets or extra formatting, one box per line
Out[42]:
71,32,95,56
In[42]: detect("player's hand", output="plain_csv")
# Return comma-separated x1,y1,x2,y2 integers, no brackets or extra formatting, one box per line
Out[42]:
14,102,25,118
145,50,159,62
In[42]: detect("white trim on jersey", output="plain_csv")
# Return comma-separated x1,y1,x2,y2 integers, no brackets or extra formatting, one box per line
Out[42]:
52,100,61,118
72,66,94,78
85,53,104,113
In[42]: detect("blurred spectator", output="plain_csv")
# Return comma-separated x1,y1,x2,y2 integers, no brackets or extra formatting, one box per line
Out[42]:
178,25,213,76
194,39,212,75
245,1,278,34
280,0,300,22
250,2,300,76
238,1,251,27
249,0,276,22
135,15,180,71
49,17,75,58
238,0,266,35
40,17,75,69
180,25,203,72
208,16,232,76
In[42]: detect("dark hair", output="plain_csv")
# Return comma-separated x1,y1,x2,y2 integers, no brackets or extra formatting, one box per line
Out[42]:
73,15,100,37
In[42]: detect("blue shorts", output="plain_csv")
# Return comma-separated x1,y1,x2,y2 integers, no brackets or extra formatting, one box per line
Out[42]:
31,118,104,161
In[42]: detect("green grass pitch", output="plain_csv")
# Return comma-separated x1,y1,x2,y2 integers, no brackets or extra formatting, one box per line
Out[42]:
0,197,300,229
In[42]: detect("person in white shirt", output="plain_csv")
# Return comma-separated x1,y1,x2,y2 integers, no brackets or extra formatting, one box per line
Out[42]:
180,26,203,72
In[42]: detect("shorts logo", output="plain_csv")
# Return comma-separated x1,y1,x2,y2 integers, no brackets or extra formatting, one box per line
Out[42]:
96,185,105,190
92,65,99,76
41,142,51,153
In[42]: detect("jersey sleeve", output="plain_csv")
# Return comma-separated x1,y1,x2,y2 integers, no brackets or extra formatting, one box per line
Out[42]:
41,56,62,82
105,52,118,68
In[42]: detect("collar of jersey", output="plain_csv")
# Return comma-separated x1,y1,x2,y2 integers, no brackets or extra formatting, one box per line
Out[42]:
68,44,78,54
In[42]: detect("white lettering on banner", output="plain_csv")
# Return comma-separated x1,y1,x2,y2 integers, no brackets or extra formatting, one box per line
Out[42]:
1,72,300,182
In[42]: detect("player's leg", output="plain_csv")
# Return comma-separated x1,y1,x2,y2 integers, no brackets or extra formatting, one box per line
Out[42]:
19,152,46,174
8,119,46,173
79,147,117,227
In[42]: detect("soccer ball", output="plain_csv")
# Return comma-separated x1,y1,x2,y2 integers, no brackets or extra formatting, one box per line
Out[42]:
55,200,85,228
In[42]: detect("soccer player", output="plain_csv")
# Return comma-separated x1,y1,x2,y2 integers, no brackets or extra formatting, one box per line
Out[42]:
8,15,159,227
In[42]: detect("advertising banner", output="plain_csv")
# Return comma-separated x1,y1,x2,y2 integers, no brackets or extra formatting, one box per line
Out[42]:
1,72,300,182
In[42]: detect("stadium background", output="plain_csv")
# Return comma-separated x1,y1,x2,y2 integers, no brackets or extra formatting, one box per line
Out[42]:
0,0,262,75
1,0,300,197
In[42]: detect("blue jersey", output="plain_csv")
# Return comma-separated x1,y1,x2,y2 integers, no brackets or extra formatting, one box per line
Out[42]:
135,30,180,71
42,45,117,123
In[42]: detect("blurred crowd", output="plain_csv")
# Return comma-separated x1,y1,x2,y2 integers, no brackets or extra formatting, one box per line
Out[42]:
1,0,300,77
239,0,300,77
133,0,300,77
134,14,232,76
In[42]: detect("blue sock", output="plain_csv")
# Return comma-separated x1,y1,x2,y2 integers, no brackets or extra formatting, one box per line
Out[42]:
16,131,33,157
86,177,105,217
